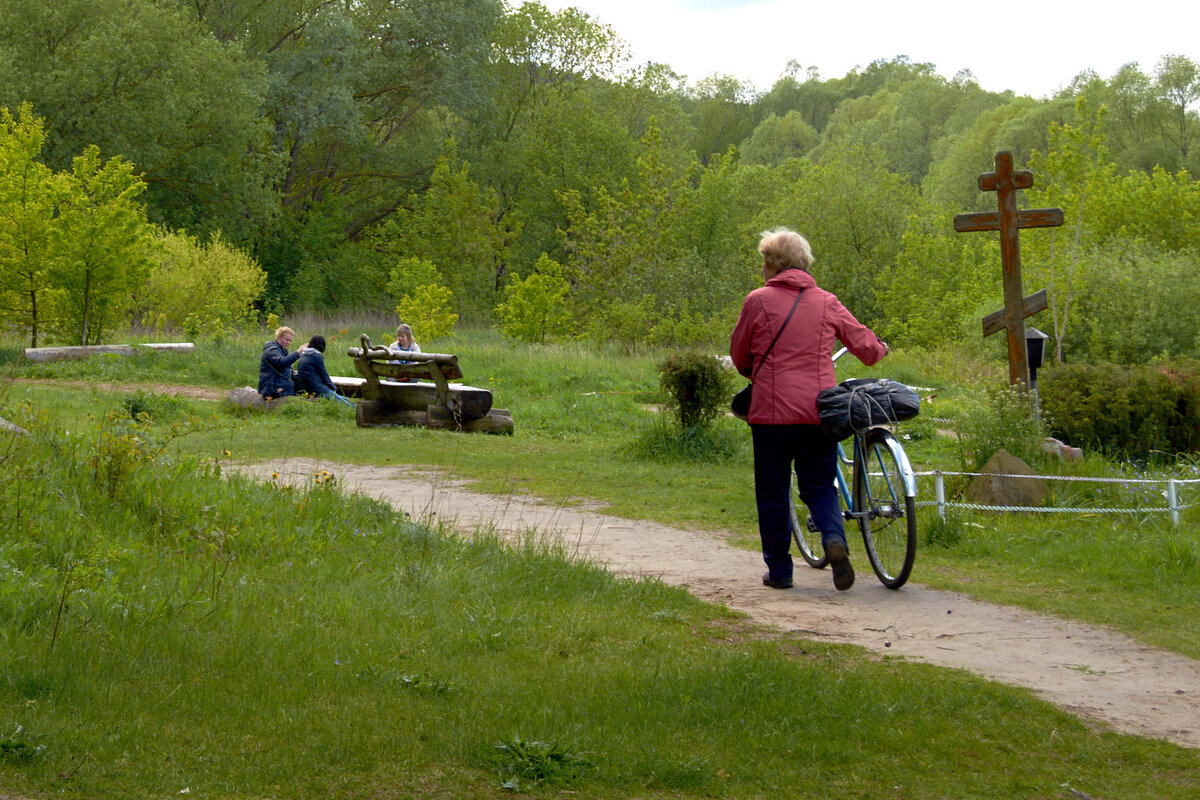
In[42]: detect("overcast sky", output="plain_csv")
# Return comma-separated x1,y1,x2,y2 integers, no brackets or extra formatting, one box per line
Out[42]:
536,0,1199,99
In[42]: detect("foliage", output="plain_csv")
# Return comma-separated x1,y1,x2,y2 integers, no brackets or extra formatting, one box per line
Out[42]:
582,295,656,353
1025,98,1114,361
1070,243,1200,364
740,111,819,166
0,106,157,346
378,149,511,325
756,142,918,325
136,229,266,339
48,146,153,345
658,350,733,429
0,726,44,764
395,283,458,341
648,304,725,349
495,254,572,343
0,0,275,242
0,0,1197,354
0,103,62,347
953,383,1049,470
1039,360,1200,460
119,390,197,424
628,414,744,464
490,734,590,789
875,205,999,349
385,256,443,304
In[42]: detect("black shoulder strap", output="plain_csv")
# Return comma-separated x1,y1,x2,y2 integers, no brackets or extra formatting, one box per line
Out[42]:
752,289,804,380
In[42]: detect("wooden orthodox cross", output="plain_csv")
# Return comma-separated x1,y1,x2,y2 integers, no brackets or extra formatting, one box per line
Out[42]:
954,151,1063,386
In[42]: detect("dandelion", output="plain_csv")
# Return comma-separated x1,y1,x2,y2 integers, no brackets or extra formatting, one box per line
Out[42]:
271,471,280,480
223,449,231,457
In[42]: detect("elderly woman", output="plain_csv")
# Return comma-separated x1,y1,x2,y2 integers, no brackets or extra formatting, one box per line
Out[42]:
258,326,303,400
730,229,888,591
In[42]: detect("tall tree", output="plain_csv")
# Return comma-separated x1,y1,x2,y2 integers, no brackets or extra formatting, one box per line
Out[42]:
472,1,639,270
0,104,64,347
377,148,511,324
1152,54,1200,167
757,64,848,134
0,0,275,242
51,147,154,345
740,111,819,166
922,98,1040,211
1027,99,1116,362
757,143,918,324
684,75,759,164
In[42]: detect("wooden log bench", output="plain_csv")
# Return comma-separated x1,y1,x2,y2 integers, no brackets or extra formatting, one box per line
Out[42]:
346,335,513,434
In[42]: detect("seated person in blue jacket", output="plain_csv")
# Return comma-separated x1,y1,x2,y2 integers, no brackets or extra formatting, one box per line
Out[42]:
295,335,354,408
258,326,305,399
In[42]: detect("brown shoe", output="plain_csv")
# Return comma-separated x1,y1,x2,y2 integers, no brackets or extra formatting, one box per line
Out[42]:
824,538,855,591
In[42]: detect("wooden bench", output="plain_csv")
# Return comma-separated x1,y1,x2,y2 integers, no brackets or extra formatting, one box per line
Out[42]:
346,335,513,434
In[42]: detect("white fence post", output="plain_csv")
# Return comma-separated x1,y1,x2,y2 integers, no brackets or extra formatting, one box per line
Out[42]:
934,471,946,521
1168,480,1180,526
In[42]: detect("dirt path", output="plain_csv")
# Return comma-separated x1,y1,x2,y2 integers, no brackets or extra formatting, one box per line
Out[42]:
235,457,1200,750
10,378,225,401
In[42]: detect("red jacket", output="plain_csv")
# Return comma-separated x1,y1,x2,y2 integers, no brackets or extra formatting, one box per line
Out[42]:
729,268,887,425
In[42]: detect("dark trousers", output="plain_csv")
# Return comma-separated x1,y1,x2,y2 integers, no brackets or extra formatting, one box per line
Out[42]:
751,424,846,582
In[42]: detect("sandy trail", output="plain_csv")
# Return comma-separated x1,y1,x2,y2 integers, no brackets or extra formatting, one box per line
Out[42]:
232,457,1200,750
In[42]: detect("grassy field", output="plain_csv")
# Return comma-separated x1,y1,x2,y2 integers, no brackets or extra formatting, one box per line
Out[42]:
1,328,1198,798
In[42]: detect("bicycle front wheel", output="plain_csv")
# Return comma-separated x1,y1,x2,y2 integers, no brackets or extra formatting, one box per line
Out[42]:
788,474,827,568
854,428,917,589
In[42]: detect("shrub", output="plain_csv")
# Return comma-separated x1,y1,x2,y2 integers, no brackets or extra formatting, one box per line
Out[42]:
648,307,717,349
120,390,193,423
657,350,733,430
495,255,572,343
136,229,266,336
386,256,442,302
395,284,458,341
954,383,1049,470
582,296,655,353
1039,360,1200,461
627,415,743,463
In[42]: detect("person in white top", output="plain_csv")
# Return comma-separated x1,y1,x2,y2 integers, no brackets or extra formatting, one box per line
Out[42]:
386,323,421,382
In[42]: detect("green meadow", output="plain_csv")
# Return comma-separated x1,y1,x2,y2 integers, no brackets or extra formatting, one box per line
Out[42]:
1,330,1198,799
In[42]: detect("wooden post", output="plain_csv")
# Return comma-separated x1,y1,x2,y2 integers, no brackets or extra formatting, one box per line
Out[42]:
954,151,1063,386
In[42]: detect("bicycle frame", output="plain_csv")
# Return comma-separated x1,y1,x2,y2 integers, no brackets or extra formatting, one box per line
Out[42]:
832,429,918,522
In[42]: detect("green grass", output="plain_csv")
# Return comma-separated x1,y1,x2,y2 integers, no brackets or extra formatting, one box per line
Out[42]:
2,328,1199,796
0,405,1196,799
4,328,1199,659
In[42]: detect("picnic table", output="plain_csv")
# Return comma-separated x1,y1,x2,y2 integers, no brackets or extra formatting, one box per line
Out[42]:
345,335,513,434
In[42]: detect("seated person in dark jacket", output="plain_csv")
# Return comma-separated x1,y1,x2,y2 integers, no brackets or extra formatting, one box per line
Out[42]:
295,335,354,408
258,326,303,399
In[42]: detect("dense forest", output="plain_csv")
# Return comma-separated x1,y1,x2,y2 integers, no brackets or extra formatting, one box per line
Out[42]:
0,0,1197,364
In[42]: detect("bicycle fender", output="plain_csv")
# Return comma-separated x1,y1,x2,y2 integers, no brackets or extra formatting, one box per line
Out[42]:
869,429,918,498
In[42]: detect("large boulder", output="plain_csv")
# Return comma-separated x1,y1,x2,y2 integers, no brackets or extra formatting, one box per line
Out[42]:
226,387,265,410
226,387,296,411
965,449,1048,509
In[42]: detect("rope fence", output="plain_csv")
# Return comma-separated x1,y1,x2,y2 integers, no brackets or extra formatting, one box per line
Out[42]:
912,470,1200,526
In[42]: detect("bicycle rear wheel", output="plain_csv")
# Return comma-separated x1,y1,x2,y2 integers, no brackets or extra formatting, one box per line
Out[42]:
854,428,917,589
788,475,827,568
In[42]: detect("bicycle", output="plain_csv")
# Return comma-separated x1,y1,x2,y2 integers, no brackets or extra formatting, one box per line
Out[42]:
788,348,918,589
